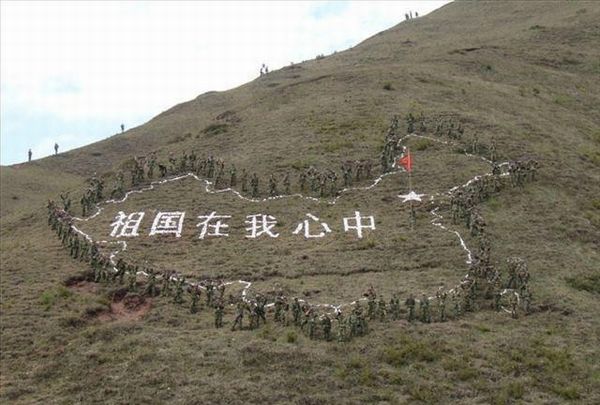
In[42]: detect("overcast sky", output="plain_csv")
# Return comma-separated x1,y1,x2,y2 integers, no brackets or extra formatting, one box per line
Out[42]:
0,1,449,165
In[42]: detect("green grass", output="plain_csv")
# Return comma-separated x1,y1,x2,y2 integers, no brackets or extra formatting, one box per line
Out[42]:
201,123,229,137
567,273,600,294
2,1,600,403
40,286,73,310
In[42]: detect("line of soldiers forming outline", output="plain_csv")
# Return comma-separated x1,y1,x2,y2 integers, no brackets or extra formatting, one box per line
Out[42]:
49,197,535,341
48,112,538,341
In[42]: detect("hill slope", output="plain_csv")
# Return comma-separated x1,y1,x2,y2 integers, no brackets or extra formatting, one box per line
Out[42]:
1,1,599,403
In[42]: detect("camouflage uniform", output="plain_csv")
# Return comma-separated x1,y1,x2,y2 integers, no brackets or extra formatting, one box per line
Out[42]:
251,173,259,197
190,287,201,313
215,301,224,328
144,271,158,297
229,165,237,187
405,294,416,322
419,293,431,323
299,172,307,193
231,300,245,331
389,293,401,320
292,298,302,326
173,277,185,304
377,297,387,321
268,175,278,196
321,314,332,341
283,172,291,194
241,169,248,193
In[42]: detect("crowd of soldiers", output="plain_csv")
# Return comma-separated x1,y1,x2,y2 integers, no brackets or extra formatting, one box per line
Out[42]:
69,112,456,215
380,113,466,173
508,159,538,187
446,156,537,319
380,115,404,172
45,111,540,342
79,149,381,205
47,200,107,276
80,175,105,216
433,116,464,140
48,182,533,345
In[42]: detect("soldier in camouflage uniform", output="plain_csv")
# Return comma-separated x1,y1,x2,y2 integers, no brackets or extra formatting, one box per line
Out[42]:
144,270,158,297
205,281,215,307
190,286,201,313
436,286,447,322
405,293,416,322
158,163,168,178
298,172,307,193
307,311,316,339
231,300,245,331
328,171,338,196
274,295,284,323
337,312,348,342
214,166,224,189
268,175,278,197
343,166,352,187
509,292,519,319
319,176,326,197
452,289,462,318
161,271,173,296
255,295,267,326
377,296,387,321
419,293,431,323
127,266,138,290
249,302,259,330
241,169,248,193
60,192,72,212
291,297,302,326
283,172,291,194
251,173,259,197
366,286,377,320
229,165,237,187
321,314,332,341
389,293,401,320
471,134,479,154
173,277,185,304
215,300,224,328
489,138,497,162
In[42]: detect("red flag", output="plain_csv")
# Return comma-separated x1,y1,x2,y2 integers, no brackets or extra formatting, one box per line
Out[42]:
397,152,412,172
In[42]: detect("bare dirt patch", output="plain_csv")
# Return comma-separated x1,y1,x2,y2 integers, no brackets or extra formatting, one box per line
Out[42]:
68,280,99,294
97,293,152,322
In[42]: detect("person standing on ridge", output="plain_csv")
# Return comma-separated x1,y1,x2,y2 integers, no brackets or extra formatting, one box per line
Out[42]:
54,143,59,155
28,149,32,162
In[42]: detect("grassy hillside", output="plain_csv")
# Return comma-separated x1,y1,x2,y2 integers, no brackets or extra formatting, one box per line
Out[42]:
1,1,599,403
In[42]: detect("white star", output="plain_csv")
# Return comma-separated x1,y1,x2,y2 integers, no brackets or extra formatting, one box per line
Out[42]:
398,190,425,202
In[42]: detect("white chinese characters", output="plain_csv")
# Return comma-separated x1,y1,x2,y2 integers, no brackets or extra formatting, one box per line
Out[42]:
110,211,145,237
293,213,332,239
342,211,376,238
149,212,186,237
196,211,231,239
245,214,279,239
109,211,375,239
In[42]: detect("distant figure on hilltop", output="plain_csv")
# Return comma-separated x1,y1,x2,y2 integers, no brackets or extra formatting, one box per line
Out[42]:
28,148,32,162
54,143,59,155
259,63,269,76
121,123,125,133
